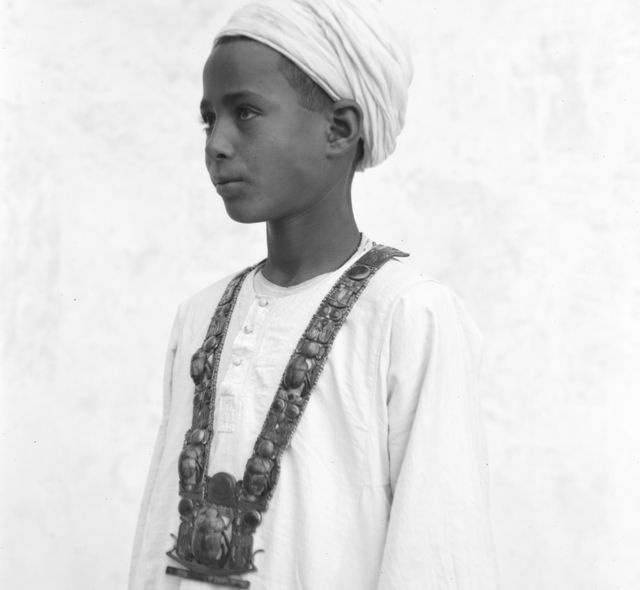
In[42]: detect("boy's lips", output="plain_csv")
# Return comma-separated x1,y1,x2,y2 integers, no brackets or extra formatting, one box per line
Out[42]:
214,177,245,198
213,176,243,187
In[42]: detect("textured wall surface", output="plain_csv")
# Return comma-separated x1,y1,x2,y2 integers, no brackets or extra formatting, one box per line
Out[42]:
2,1,640,588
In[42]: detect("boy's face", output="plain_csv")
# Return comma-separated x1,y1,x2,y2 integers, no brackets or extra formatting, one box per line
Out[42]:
201,40,330,224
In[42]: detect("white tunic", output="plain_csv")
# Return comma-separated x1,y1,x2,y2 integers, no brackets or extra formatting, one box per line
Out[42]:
128,238,499,589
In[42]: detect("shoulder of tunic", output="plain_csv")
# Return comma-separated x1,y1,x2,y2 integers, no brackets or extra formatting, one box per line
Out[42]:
363,256,459,310
363,256,482,347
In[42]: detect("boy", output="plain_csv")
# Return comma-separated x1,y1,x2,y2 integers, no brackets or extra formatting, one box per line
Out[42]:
129,0,498,588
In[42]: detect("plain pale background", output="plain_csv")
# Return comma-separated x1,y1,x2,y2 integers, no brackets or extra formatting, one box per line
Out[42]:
2,0,640,588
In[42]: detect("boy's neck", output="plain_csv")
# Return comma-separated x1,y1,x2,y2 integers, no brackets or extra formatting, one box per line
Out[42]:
262,189,361,287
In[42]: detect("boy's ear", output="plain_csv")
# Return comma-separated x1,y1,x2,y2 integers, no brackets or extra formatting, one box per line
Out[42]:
325,99,363,160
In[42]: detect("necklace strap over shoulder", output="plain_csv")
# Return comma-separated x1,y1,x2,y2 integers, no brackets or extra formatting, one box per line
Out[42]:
239,244,408,510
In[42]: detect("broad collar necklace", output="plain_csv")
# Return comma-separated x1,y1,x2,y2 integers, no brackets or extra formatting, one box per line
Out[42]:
166,243,408,588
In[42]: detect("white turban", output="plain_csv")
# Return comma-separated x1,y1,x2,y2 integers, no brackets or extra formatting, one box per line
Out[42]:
214,0,413,171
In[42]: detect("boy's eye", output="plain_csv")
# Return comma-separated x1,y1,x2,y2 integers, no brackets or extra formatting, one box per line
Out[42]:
237,107,257,121
200,113,215,133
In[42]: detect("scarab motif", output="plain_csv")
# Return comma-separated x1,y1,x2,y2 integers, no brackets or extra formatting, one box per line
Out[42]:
228,510,262,569
177,519,194,559
299,340,323,359
191,506,230,566
285,403,300,419
256,438,275,459
207,316,226,338
204,335,219,353
190,349,207,385
189,428,208,445
271,398,285,413
193,397,210,430
179,444,204,491
175,499,194,557
283,355,309,389
243,456,273,496
305,317,334,344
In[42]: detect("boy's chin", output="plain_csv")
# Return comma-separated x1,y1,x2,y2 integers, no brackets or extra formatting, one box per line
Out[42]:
222,200,266,224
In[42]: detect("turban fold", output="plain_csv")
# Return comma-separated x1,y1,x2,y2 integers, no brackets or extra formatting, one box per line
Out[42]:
214,0,413,171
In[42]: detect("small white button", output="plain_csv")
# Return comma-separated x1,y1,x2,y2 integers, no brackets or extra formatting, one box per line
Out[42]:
243,325,253,334
258,297,269,307
232,356,242,366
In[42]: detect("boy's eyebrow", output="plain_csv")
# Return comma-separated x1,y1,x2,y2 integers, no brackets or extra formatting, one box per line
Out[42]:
200,90,266,112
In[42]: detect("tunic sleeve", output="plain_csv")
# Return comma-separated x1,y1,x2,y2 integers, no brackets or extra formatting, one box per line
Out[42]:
128,307,182,589
377,281,499,590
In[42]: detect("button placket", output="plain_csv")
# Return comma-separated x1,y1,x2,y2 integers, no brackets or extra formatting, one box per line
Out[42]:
217,395,240,433
216,291,274,437
215,375,242,434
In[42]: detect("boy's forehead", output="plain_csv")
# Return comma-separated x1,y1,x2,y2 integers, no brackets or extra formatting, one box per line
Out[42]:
203,40,285,91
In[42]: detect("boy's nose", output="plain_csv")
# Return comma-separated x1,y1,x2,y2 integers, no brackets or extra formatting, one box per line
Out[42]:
205,120,234,160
